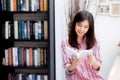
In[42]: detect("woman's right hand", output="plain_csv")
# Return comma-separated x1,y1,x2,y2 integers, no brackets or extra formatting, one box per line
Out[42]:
68,56,83,72
71,56,83,67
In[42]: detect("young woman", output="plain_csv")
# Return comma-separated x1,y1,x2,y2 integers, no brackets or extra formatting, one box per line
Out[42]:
61,10,104,80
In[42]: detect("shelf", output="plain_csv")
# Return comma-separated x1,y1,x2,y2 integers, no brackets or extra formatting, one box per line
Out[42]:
0,39,48,48
0,11,48,21
14,12,48,20
14,40,48,48
15,67,48,74
1,65,48,74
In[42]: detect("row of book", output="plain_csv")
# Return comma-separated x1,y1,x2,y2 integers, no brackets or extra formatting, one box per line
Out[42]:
3,20,48,40
1,0,48,11
8,73,48,80
3,47,48,67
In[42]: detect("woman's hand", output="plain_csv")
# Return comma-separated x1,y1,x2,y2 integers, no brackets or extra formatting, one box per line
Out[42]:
87,54,100,70
71,56,83,67
68,56,83,72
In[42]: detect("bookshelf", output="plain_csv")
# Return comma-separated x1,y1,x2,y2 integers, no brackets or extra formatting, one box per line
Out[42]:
0,0,55,80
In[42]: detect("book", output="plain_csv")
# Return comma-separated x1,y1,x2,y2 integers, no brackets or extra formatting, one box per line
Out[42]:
65,47,93,58
44,20,48,40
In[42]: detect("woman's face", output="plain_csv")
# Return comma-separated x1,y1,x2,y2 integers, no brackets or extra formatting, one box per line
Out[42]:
75,20,89,39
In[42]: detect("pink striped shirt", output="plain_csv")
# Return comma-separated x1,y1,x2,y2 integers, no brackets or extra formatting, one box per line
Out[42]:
61,38,104,80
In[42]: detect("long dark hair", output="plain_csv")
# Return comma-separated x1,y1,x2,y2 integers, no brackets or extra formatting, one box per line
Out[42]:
68,10,96,49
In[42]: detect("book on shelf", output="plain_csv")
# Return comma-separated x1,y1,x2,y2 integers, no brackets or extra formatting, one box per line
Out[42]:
1,0,48,11
3,47,48,67
40,0,44,11
64,47,93,59
43,20,48,40
8,73,48,80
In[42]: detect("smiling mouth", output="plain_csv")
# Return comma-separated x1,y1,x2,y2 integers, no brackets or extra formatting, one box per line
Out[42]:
78,31,84,34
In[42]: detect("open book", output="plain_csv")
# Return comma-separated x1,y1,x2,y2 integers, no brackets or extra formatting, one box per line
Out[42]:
65,47,93,58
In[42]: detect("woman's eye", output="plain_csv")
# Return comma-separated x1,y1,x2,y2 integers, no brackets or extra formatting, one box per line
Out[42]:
84,26,89,28
77,23,81,26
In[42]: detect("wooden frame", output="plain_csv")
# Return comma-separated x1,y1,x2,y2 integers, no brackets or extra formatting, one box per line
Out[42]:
94,0,107,4
96,3,110,15
110,2,120,16
109,0,120,2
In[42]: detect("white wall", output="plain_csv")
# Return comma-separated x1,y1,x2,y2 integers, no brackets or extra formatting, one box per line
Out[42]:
55,0,120,80
95,16,120,80
55,0,67,80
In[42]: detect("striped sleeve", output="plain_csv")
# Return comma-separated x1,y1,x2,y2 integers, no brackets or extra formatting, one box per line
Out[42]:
60,39,76,74
92,40,102,72
94,40,102,65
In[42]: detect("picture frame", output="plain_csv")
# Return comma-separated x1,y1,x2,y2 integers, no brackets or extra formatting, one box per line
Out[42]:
96,3,110,15
110,2,120,16
109,0,120,2
94,0,107,4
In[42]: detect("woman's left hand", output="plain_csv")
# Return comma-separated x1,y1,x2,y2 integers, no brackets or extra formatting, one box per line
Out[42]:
87,54,100,70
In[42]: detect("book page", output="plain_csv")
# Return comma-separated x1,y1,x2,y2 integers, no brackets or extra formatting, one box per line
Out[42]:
64,47,77,58
65,47,93,58
78,50,93,58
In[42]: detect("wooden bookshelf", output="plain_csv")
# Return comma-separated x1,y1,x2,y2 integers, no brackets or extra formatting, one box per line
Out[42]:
0,0,55,80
